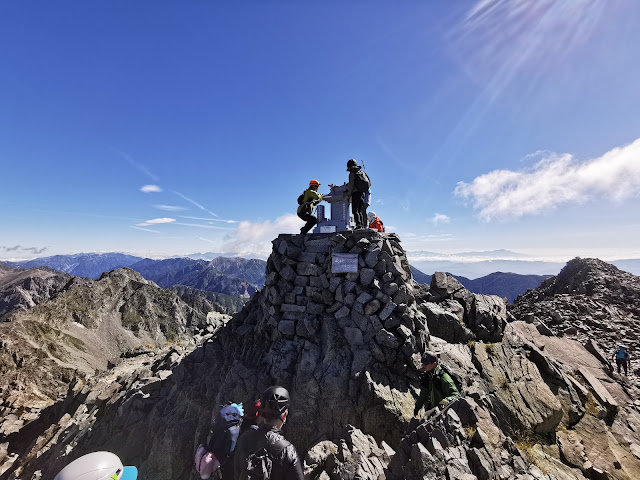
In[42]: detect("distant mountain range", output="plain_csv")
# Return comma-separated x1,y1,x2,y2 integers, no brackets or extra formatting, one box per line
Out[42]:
129,257,259,298
7,251,638,305
409,266,549,303
6,253,142,279
408,251,640,278
5,253,266,300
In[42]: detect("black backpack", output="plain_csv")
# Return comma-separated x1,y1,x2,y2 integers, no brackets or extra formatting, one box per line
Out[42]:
354,170,371,193
297,192,305,205
239,437,289,480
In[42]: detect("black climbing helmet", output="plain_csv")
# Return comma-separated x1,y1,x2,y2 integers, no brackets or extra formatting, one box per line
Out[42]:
346,158,358,170
260,385,290,418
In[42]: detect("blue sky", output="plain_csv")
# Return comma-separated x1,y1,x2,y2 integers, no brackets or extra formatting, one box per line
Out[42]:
2,0,640,263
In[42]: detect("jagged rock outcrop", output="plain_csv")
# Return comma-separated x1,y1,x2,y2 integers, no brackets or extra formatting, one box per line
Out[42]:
510,258,640,377
416,272,508,343
0,267,227,458
0,265,73,322
386,321,640,480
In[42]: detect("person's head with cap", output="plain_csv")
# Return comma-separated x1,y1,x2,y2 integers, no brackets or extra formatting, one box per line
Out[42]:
421,351,439,373
54,451,137,480
260,385,290,427
346,159,359,171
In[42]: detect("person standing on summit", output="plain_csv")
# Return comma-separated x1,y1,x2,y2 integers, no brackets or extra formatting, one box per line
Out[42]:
346,159,371,230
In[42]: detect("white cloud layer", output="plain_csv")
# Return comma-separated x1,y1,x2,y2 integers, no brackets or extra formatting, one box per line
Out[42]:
221,214,302,256
454,137,640,221
136,217,176,227
141,185,162,193
430,213,450,225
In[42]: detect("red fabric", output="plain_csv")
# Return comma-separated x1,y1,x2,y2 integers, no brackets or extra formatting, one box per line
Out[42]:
369,218,385,232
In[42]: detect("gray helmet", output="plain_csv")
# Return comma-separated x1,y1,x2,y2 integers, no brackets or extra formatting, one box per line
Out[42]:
261,385,290,417
346,159,358,170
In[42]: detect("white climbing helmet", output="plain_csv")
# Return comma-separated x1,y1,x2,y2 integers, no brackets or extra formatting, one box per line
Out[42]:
54,451,138,480
367,211,376,222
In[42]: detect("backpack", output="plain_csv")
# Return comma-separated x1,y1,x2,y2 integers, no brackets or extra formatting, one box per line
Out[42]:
297,192,305,205
354,170,371,193
239,437,289,480
200,403,243,476
438,363,466,397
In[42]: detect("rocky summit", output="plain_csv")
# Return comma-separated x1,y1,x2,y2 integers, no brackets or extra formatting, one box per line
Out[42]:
1,235,640,480
510,257,640,379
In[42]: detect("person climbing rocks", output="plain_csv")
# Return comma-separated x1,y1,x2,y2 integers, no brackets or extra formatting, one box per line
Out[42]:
367,211,385,232
413,351,460,416
234,386,303,480
195,402,245,480
297,180,324,235
612,345,631,375
346,159,371,230
54,451,137,480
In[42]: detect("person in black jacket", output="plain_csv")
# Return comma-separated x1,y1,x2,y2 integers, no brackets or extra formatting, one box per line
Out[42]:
346,159,368,229
234,386,303,480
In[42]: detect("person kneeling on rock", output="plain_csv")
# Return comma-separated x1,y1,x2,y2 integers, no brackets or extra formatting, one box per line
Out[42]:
413,351,460,416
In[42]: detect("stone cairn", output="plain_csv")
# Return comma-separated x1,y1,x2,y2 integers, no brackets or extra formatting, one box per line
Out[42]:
222,231,431,451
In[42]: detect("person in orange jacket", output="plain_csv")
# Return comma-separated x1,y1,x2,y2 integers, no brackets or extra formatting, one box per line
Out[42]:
367,211,385,232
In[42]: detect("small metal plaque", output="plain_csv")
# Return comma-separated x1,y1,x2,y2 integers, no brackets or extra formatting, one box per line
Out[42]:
331,253,359,273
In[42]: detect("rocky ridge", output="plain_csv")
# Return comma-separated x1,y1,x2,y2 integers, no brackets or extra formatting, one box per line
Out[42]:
2,237,640,480
0,265,73,322
0,267,228,456
510,257,640,377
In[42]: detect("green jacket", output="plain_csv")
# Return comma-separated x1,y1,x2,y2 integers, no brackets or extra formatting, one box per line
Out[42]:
297,188,323,215
413,365,459,415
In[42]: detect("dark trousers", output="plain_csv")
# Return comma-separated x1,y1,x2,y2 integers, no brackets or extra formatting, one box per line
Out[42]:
616,358,628,375
351,192,367,228
298,212,317,234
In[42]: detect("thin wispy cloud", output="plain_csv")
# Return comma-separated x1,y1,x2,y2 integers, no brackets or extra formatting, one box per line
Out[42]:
172,191,219,218
141,185,162,193
112,148,160,183
180,215,237,223
154,204,186,212
136,217,176,227
1,245,48,254
430,213,450,226
174,222,234,230
455,137,640,221
197,236,218,244
130,226,160,233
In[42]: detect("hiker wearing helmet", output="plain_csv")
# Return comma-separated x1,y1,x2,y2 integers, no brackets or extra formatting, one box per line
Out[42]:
413,352,460,416
367,211,385,232
54,451,137,480
612,345,631,375
346,159,371,230
297,179,324,234
234,386,303,480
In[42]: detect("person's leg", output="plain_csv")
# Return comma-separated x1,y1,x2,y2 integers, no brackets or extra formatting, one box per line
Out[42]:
352,194,365,228
616,359,623,374
623,360,628,375
299,212,317,234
